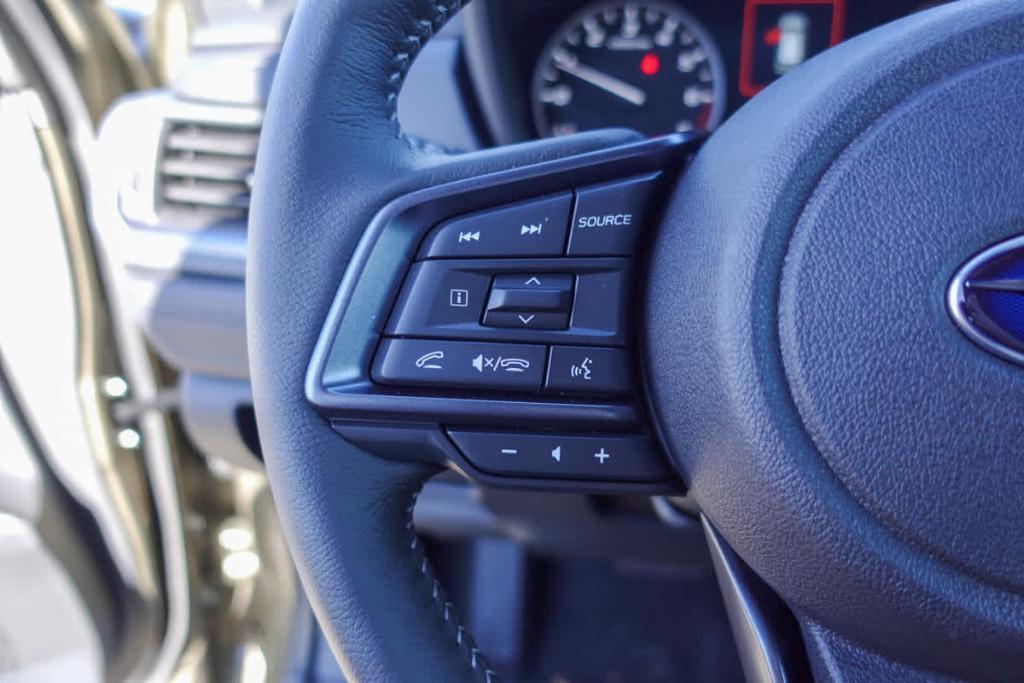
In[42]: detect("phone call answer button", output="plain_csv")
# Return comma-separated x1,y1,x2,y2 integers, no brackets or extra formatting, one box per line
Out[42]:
372,338,546,392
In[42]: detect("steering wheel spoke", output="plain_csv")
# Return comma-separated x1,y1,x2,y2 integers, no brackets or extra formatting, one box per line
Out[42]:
305,133,700,492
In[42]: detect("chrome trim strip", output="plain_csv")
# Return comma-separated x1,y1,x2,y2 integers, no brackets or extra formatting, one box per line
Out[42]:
702,515,801,683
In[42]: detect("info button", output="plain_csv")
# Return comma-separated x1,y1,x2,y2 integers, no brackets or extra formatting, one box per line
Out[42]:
567,172,661,256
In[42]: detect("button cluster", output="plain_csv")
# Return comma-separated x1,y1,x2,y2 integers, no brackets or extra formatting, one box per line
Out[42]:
385,259,630,345
447,431,671,482
418,173,659,260
309,133,699,492
418,192,573,259
374,173,659,399
372,338,631,396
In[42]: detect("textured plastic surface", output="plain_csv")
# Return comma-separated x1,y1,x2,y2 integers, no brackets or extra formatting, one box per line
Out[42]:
780,56,1024,590
645,0,1024,678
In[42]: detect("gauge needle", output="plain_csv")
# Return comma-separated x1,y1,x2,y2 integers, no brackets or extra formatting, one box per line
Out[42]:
554,57,647,107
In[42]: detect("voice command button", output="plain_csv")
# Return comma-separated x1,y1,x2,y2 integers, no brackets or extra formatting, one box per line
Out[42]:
545,346,632,396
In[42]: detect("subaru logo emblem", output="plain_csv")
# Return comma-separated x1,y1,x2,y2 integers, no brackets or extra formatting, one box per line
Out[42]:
948,235,1024,366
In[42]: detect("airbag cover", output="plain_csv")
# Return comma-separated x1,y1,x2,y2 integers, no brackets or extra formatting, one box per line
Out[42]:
645,1,1024,677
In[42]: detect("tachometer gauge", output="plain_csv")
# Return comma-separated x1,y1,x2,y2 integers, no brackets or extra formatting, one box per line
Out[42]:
532,2,727,138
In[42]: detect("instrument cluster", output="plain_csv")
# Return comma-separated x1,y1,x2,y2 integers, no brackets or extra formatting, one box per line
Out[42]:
472,0,947,140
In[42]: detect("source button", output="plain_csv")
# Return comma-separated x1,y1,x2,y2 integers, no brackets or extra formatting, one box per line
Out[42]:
567,172,661,256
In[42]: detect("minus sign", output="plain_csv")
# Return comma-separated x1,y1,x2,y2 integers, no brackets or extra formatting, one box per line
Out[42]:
501,449,518,455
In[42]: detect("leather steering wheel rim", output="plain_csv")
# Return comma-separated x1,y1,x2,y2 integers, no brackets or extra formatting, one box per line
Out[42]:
247,1,642,680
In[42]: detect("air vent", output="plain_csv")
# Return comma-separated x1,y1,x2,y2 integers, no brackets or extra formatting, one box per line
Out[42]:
158,121,259,221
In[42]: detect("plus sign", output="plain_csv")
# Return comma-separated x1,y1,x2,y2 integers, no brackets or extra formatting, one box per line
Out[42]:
594,448,611,464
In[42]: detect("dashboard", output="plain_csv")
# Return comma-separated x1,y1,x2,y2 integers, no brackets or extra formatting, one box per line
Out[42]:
466,0,949,143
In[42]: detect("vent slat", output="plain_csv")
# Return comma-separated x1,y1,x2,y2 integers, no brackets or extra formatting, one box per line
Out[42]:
159,121,259,218
160,156,253,183
162,180,251,210
165,128,259,157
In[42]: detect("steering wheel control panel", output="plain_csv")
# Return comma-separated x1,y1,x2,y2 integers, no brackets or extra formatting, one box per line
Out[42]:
376,256,633,389
306,135,699,492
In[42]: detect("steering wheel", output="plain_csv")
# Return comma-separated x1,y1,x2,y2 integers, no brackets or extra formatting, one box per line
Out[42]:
247,0,1024,680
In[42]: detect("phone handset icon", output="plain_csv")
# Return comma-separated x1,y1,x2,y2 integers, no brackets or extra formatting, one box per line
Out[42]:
499,358,530,373
415,351,444,370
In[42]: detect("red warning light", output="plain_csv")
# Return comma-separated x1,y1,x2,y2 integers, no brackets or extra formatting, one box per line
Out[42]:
640,52,660,77
739,0,847,98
